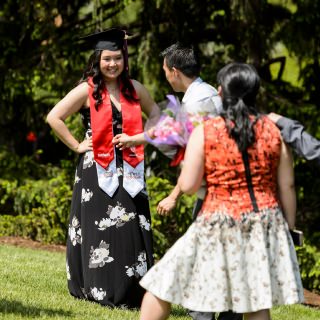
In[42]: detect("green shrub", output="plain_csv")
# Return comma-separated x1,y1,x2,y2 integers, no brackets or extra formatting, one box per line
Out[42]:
0,172,72,244
0,146,75,243
0,179,18,215
296,241,320,293
0,148,49,181
146,176,195,259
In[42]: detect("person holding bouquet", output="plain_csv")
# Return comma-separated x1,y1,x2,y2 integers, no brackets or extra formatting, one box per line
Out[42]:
156,43,223,220
150,44,239,320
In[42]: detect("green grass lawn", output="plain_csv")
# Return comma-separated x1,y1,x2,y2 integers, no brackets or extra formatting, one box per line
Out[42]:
0,244,319,319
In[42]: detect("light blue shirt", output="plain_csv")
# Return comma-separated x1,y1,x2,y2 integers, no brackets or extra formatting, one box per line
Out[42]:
181,78,222,199
182,77,222,115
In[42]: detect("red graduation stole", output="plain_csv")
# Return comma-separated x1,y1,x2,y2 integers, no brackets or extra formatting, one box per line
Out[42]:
88,78,144,169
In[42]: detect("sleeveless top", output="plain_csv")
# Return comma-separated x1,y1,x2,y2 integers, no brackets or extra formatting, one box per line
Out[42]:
201,116,282,219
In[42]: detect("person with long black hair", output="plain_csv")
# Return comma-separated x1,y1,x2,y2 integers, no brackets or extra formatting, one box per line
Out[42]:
47,28,158,309
139,62,304,320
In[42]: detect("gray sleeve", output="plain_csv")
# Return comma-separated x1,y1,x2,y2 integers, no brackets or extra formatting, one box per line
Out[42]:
276,117,320,165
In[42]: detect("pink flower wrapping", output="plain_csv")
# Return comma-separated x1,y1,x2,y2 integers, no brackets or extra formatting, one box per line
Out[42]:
145,95,213,158
145,95,189,147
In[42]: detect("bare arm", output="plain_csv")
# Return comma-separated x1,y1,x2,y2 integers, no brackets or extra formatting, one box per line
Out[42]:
112,80,160,149
46,82,92,153
277,138,296,229
133,79,160,122
178,125,205,194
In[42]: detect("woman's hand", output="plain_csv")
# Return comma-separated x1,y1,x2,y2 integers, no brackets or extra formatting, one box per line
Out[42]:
76,137,93,153
112,133,134,150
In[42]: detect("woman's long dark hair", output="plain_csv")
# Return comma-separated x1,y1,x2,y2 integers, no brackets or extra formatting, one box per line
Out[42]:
217,62,260,152
79,48,138,110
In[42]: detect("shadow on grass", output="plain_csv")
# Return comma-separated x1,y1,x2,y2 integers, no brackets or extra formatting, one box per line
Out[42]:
0,299,73,318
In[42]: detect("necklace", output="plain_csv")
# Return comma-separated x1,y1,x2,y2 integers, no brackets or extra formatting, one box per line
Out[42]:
105,81,119,94
107,86,119,95
106,84,121,111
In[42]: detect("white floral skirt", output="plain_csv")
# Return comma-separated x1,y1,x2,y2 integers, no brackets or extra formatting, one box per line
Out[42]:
140,207,304,313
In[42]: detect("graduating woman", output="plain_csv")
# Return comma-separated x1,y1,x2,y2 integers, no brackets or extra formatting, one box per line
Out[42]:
47,28,158,309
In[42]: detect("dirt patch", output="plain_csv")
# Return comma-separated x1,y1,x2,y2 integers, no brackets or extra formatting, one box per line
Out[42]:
0,236,319,308
0,236,66,253
303,289,320,308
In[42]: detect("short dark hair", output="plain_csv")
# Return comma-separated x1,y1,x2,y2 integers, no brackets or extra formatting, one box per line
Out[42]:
160,43,200,78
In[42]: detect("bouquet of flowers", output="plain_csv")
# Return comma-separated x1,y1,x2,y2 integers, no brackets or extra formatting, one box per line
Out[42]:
145,95,214,165
145,95,188,147
185,112,211,135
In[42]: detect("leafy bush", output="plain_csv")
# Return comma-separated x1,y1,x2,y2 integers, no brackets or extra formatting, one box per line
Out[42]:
0,148,48,181
146,176,195,259
0,172,72,244
296,240,320,293
0,146,75,243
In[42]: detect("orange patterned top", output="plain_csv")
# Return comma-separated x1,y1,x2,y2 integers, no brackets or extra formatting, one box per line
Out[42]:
200,116,282,219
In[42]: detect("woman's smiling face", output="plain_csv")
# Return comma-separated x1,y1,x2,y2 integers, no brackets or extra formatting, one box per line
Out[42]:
100,50,124,80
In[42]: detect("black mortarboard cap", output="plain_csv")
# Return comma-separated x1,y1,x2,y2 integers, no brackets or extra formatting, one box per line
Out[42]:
80,28,126,51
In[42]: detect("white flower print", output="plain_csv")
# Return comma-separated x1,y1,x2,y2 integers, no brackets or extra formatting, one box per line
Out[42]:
83,150,94,169
117,167,123,176
74,170,81,184
139,210,304,312
125,251,147,278
126,268,135,277
89,241,114,269
95,202,136,230
68,216,82,246
81,188,93,203
139,215,151,231
90,287,107,301
66,261,71,280
95,218,112,229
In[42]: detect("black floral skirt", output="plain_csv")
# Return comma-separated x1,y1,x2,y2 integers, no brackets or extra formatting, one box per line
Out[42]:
66,150,154,309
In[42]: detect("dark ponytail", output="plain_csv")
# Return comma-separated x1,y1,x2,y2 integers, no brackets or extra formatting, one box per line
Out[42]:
217,63,260,152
